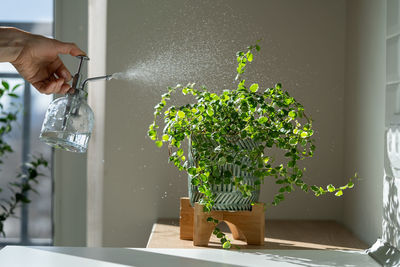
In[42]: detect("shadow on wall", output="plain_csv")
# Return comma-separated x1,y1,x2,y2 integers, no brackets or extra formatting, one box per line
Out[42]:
382,174,400,249
367,238,400,267
383,126,400,250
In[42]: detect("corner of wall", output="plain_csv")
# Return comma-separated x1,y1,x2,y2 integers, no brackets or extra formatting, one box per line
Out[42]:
342,0,385,245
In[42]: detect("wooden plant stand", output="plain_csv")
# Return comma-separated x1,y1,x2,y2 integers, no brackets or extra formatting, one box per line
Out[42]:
179,197,266,246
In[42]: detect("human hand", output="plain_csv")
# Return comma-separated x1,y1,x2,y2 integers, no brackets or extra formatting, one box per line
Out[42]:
8,28,85,94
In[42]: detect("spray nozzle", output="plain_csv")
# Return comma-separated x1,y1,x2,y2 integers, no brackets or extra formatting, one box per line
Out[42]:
79,74,113,91
62,56,111,130
71,55,89,92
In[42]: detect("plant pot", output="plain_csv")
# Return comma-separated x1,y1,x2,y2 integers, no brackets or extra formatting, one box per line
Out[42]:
188,136,260,211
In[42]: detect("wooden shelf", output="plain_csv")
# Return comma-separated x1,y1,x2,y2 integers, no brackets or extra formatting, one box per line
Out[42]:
147,218,369,250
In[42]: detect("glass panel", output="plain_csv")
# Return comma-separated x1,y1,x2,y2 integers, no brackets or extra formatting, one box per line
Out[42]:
0,0,54,245
387,36,400,83
0,0,53,23
386,84,400,126
0,63,17,74
388,0,400,36
28,86,52,242
0,78,25,242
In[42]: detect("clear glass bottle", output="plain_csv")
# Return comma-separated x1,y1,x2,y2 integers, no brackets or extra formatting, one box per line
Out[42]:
39,90,94,153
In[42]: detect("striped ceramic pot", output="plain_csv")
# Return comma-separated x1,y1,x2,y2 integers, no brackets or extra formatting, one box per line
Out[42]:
187,136,260,211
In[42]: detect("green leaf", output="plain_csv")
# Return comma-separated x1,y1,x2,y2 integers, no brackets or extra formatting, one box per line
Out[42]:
285,98,294,105
327,184,335,192
155,141,163,147
288,110,296,119
191,178,200,186
335,190,343,196
247,52,253,62
177,110,185,118
238,79,246,90
206,108,214,116
162,134,169,141
222,241,231,249
311,185,319,192
300,132,308,138
249,83,259,93
200,174,208,182
12,84,21,92
188,167,197,176
198,185,206,193
289,138,298,145
7,93,18,98
255,44,261,51
1,81,9,90
258,117,268,124
177,149,183,157
218,157,227,165
148,130,156,140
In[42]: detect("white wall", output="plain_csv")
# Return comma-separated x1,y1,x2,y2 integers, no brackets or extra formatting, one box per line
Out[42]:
54,0,88,246
343,0,385,245
98,0,347,246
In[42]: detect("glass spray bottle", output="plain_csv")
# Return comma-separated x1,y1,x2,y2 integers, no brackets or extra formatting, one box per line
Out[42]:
39,56,111,153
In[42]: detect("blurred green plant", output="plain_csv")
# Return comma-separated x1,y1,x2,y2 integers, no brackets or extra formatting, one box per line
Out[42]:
0,80,48,237
149,42,357,249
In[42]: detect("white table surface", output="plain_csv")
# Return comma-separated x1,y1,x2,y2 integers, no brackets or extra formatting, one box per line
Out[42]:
0,246,380,267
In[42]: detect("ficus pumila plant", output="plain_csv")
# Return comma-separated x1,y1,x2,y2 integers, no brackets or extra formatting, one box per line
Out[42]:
149,42,356,249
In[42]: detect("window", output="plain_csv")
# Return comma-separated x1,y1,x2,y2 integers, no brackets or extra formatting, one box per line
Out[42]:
0,0,54,245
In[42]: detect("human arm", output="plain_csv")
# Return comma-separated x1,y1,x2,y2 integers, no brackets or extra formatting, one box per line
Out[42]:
0,27,85,94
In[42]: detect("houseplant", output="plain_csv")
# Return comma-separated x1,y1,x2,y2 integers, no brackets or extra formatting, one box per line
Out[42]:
149,43,356,248
0,80,48,236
